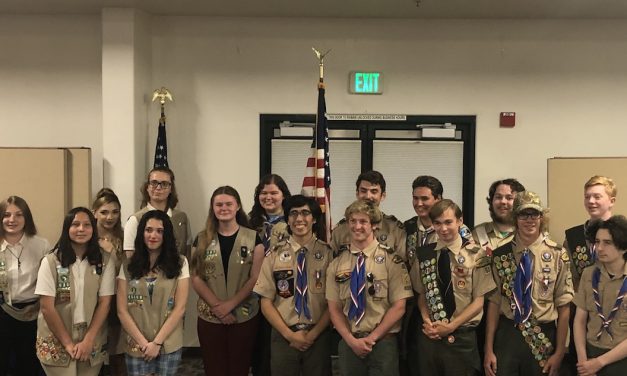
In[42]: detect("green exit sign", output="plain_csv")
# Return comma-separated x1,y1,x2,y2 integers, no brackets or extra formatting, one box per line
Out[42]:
349,71,383,94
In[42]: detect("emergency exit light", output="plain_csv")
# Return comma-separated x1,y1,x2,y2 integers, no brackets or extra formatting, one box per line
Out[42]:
349,71,383,94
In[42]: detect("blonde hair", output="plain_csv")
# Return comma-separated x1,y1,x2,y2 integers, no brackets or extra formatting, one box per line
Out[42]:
585,175,617,198
344,200,383,225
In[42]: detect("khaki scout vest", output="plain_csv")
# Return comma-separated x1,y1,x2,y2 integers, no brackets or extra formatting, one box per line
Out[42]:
35,252,109,367
133,207,189,257
0,244,40,321
195,228,259,324
122,258,183,357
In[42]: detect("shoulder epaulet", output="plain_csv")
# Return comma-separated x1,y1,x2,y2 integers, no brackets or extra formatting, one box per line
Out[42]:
271,239,289,253
379,243,394,254
392,254,404,264
337,218,347,225
384,214,402,225
475,255,491,268
403,216,417,227
544,237,559,248
464,244,481,254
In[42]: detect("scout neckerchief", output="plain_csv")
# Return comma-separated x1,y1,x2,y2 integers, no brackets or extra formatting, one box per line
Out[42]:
513,249,533,324
438,248,456,319
591,265,627,341
421,226,434,247
348,252,366,325
263,214,284,256
294,247,311,320
493,241,554,368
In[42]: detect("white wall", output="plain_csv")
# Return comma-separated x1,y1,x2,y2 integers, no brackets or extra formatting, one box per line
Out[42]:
0,14,103,190
3,13,627,236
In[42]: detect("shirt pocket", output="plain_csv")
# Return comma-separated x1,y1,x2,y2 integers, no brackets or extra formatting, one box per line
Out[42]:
532,268,557,303
273,269,294,299
371,278,388,301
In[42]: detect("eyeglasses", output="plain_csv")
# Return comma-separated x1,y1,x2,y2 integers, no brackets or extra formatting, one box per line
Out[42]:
149,180,172,189
518,211,542,220
288,209,312,218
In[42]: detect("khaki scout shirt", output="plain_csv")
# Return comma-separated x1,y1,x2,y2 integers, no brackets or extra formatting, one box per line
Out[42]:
488,235,574,323
330,214,406,261
326,240,413,334
254,236,332,326
573,262,627,350
411,236,495,327
472,221,514,254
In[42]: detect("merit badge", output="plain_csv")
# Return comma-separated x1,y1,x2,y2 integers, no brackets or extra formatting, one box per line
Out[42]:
240,246,249,264
206,262,216,275
457,256,466,265
375,255,385,264
279,251,291,262
314,251,323,260
542,252,552,262
447,335,456,344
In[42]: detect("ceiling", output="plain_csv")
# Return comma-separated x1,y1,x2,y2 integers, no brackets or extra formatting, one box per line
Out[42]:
2,0,627,19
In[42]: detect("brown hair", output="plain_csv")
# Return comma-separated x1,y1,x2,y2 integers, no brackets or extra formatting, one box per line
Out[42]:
140,167,179,209
0,196,37,239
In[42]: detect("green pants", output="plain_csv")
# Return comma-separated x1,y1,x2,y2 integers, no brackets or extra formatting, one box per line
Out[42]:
417,327,480,376
586,343,627,376
338,335,399,376
494,316,556,376
270,328,332,376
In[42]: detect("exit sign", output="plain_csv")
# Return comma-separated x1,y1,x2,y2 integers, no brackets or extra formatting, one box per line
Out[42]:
349,71,383,94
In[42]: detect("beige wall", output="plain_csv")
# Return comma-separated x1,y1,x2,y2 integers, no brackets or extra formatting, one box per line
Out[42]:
2,13,627,238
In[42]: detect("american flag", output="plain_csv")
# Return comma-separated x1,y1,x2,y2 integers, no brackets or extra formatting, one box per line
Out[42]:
153,108,169,168
301,82,331,242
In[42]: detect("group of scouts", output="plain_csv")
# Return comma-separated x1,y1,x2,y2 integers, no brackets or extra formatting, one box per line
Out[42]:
0,168,626,376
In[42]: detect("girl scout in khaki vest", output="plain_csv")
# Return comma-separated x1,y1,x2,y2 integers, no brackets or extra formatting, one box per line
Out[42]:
34,207,116,376
248,174,292,376
573,215,627,376
253,195,333,376
123,167,191,258
117,210,189,376
0,196,49,376
91,188,127,375
191,186,264,376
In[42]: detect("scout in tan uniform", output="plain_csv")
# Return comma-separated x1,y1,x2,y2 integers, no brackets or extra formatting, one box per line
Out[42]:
573,215,627,376
327,200,413,376
402,176,472,376
191,186,264,376
117,210,189,376
249,174,292,376
35,207,116,376
410,199,495,376
254,195,333,376
564,176,616,289
123,167,192,258
0,196,49,376
484,191,574,376
330,171,406,260
472,178,525,255
91,188,127,376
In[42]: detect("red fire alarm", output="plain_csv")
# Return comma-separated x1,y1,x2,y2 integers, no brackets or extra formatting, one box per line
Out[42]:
500,112,516,127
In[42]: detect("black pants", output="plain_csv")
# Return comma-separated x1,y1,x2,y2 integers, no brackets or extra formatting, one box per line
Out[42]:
586,343,627,376
494,316,556,376
0,307,42,376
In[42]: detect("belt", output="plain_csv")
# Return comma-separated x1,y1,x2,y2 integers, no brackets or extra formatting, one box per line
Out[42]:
353,331,397,340
501,316,556,331
11,300,38,309
289,323,315,332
